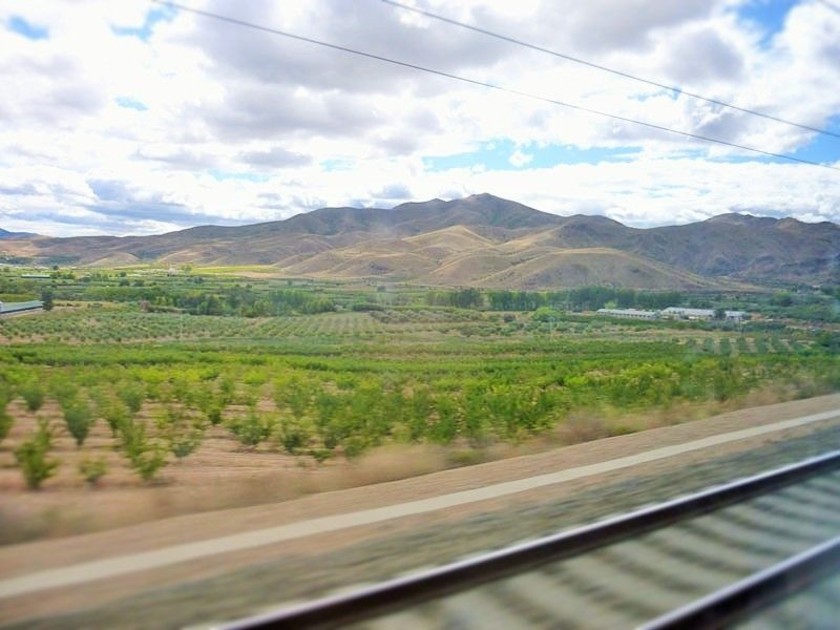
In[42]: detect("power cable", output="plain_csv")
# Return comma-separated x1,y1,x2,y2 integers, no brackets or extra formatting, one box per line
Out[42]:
151,1,840,172
382,0,840,141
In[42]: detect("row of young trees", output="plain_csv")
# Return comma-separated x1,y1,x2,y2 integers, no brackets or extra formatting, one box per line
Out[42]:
90,286,339,317
2,379,169,488
4,346,837,490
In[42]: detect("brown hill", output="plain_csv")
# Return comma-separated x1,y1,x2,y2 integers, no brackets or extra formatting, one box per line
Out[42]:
629,214,840,283
420,246,722,290
2,194,837,289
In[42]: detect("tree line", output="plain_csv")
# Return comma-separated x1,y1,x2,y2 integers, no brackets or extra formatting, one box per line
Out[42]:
426,287,688,311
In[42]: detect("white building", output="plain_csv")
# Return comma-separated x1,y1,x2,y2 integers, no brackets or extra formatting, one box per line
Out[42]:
661,307,748,322
724,310,748,323
597,308,659,320
661,307,715,320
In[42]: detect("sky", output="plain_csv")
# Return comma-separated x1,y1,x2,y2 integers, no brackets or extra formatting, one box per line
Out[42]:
1,0,839,237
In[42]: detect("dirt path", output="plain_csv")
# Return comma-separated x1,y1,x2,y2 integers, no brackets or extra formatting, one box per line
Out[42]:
1,393,839,624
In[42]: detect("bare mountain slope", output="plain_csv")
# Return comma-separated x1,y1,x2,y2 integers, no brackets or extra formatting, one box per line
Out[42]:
425,247,724,290
631,215,840,283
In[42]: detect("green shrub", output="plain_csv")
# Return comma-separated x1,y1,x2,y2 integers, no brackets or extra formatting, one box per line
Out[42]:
156,405,205,460
19,381,45,412
130,448,167,482
308,448,332,463
118,382,146,414
169,432,202,459
0,393,12,444
14,419,58,490
276,419,310,454
343,435,368,459
119,418,168,482
50,377,79,407
79,456,108,486
63,399,94,447
275,376,311,421
194,384,225,425
98,396,129,436
228,410,274,448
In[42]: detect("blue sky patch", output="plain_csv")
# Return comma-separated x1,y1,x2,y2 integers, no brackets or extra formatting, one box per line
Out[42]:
115,97,148,111
320,159,356,172
737,0,799,46
7,15,49,40
791,115,840,165
112,6,177,41
708,115,840,167
630,88,683,103
423,140,642,172
208,169,269,183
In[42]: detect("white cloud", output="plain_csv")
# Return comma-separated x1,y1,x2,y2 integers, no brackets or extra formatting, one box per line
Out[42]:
0,0,837,237
508,149,533,167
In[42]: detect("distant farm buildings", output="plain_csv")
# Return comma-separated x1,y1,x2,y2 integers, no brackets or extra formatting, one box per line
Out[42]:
596,308,659,320
661,307,747,322
660,307,715,319
597,306,749,322
723,310,748,323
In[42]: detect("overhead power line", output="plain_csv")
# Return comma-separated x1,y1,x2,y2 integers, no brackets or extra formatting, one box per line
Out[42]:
382,0,840,141
152,1,839,172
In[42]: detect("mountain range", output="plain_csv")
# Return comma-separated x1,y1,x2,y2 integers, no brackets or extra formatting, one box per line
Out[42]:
0,228,36,240
2,194,838,289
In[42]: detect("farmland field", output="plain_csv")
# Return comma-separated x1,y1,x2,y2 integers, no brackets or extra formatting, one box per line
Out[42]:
1,271,838,541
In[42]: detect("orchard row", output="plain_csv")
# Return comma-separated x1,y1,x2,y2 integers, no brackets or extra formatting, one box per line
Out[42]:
2,336,837,488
